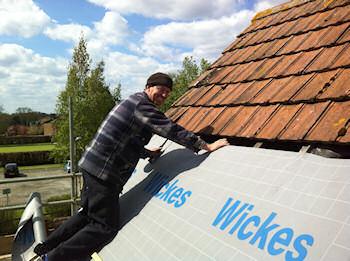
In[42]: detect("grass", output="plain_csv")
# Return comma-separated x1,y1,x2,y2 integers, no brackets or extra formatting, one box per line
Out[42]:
0,143,63,170
18,164,61,171
0,143,55,153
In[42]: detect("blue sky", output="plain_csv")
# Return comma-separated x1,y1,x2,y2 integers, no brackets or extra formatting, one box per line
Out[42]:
0,0,285,114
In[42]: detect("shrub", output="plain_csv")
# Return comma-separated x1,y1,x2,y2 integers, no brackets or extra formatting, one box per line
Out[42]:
43,194,74,225
0,209,23,236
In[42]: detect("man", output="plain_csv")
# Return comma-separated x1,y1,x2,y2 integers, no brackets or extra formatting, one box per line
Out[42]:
34,72,228,260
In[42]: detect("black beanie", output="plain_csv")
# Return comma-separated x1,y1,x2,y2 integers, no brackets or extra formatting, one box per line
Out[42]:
146,72,173,90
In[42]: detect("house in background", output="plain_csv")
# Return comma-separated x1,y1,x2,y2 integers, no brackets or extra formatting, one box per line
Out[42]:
38,116,56,136
166,0,350,158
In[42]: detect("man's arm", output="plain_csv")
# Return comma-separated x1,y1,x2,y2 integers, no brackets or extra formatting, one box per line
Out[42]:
136,98,229,153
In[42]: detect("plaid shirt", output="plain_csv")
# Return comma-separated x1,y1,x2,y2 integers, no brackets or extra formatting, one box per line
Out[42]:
79,91,205,186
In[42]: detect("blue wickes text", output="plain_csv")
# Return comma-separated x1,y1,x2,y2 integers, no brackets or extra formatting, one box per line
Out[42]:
212,197,314,261
143,172,191,208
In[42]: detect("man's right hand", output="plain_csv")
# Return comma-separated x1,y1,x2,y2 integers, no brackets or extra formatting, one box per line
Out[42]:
149,147,163,161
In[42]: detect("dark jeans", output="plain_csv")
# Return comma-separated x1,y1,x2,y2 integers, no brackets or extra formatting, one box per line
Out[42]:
45,170,120,261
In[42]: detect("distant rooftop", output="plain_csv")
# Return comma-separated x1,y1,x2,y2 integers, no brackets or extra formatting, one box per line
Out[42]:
166,0,350,157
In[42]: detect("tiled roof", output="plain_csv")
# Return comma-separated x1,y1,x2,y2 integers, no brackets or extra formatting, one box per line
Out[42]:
166,0,350,151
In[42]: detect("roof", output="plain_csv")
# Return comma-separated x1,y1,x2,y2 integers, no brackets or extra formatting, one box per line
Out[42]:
99,135,350,260
166,0,350,155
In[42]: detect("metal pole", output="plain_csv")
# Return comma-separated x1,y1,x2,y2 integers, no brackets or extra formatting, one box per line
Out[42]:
32,192,47,242
69,97,76,215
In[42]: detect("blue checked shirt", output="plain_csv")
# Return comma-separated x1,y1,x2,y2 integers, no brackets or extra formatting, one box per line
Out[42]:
79,91,205,186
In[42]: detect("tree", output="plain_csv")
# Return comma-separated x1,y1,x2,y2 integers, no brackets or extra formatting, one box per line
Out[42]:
12,107,41,126
159,56,211,112
0,109,11,134
52,35,121,163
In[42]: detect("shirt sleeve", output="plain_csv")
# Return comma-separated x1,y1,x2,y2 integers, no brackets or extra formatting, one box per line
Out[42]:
135,99,205,153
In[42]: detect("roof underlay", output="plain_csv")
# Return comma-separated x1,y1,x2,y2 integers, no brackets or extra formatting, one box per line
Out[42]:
166,0,350,157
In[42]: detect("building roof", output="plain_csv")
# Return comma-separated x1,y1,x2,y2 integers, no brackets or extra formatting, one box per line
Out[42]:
166,0,350,155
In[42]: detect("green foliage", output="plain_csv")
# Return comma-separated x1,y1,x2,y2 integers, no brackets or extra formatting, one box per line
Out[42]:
0,112,11,134
27,125,44,135
52,35,121,163
159,56,211,113
0,209,23,235
43,194,72,222
12,107,41,126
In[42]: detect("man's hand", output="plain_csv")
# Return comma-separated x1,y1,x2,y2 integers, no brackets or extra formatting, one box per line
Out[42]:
203,138,229,152
149,147,163,161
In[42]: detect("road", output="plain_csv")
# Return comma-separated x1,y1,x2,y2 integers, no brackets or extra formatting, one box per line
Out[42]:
0,168,82,207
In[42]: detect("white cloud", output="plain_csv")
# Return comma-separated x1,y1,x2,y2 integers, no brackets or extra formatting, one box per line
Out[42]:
93,12,131,45
0,44,68,113
104,51,178,97
44,23,93,43
87,0,244,20
138,9,255,62
43,11,132,63
0,0,50,38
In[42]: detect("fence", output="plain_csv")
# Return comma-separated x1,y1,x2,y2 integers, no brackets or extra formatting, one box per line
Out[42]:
0,173,82,219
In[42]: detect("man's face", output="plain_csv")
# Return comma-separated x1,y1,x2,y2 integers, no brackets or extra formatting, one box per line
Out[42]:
145,85,171,106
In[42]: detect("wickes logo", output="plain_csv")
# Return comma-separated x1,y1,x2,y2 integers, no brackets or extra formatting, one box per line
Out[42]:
212,197,314,261
143,172,191,208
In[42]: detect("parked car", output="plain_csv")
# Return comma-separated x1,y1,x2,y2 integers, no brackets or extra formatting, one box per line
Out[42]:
4,163,19,178
64,160,71,173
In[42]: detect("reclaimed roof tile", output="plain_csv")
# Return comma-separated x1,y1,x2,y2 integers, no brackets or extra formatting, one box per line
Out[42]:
269,74,315,103
236,105,279,137
305,45,348,72
220,106,260,136
276,34,308,55
221,82,255,105
193,107,226,134
168,0,350,148
256,104,303,139
211,107,242,135
291,70,340,102
316,23,350,47
330,42,350,68
278,101,331,140
249,77,291,104
323,4,350,27
262,38,289,57
233,79,272,104
175,107,201,128
182,107,212,132
195,85,222,106
305,101,350,141
264,53,301,78
318,68,350,99
248,59,279,80
337,24,350,43
283,49,322,75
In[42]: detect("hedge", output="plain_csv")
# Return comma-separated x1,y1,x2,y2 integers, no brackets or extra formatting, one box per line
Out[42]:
0,135,51,145
0,151,54,166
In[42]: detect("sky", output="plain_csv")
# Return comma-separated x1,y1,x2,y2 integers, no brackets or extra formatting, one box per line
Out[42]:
0,0,286,114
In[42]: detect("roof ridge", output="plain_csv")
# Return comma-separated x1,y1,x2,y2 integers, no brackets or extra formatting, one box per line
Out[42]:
252,0,311,22
238,0,350,39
